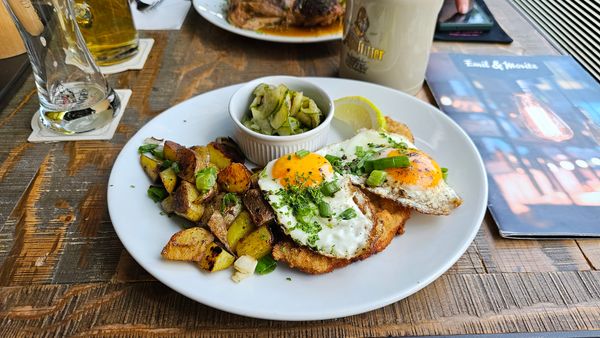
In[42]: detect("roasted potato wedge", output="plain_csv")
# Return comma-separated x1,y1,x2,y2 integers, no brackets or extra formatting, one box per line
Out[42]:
190,145,211,164
176,147,209,183
193,186,217,205
140,154,161,182
217,163,252,193
161,227,214,261
159,167,178,193
235,225,273,259
207,143,232,170
206,211,231,251
242,189,275,227
227,211,256,251
163,140,183,162
198,242,235,272
161,195,175,214
173,181,205,222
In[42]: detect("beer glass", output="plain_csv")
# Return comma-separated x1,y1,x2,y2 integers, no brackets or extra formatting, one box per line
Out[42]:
74,0,139,66
339,0,443,95
3,0,120,134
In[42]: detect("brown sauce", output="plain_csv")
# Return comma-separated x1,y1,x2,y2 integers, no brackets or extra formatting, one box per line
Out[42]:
259,20,342,38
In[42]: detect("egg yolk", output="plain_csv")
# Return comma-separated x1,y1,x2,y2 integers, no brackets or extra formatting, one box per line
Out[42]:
385,149,442,188
272,152,333,187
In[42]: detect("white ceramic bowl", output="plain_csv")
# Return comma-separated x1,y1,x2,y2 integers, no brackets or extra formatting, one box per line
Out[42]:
229,76,334,166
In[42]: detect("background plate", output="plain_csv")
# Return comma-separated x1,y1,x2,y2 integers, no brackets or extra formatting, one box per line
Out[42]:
192,0,342,43
107,77,488,321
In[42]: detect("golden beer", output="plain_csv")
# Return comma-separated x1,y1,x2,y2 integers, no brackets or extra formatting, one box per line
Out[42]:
75,0,138,66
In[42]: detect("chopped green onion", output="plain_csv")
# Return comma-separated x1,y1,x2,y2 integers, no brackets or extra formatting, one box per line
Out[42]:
295,149,310,158
320,181,340,197
159,159,173,171
366,170,387,187
223,192,239,207
171,162,181,174
318,202,332,218
365,156,410,171
255,255,277,275
339,208,357,220
441,167,448,181
147,185,168,203
195,167,217,192
151,146,164,160
325,154,341,165
138,144,158,154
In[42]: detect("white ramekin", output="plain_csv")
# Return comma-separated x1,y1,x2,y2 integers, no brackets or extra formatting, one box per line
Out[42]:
229,76,334,166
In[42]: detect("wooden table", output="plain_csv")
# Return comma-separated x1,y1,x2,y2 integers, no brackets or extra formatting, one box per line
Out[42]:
1,0,599,336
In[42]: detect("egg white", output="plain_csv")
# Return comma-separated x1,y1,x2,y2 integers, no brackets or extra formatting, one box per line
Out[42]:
258,159,374,259
317,129,462,215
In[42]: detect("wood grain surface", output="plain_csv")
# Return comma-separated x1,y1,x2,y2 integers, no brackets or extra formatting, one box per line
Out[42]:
1,0,599,336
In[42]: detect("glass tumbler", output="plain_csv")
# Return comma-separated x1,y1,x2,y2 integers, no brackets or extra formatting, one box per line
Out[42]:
3,0,120,134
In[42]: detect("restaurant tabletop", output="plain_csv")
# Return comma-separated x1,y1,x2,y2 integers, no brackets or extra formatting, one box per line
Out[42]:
1,0,599,336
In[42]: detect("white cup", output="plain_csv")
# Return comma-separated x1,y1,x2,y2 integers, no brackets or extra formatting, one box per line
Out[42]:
339,0,443,95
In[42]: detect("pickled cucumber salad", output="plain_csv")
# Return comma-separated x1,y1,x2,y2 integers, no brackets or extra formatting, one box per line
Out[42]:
242,83,324,136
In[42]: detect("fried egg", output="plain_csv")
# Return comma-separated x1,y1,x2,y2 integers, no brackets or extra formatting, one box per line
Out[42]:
258,152,375,259
317,129,462,215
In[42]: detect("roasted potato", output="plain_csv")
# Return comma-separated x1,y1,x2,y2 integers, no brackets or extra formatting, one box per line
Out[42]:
190,145,211,164
235,225,273,259
206,211,231,251
227,211,256,251
198,242,235,272
193,186,217,205
217,163,252,193
161,227,214,261
161,195,175,214
159,167,178,193
207,143,232,170
176,147,209,183
172,181,205,222
140,154,161,182
242,189,275,227
163,140,184,162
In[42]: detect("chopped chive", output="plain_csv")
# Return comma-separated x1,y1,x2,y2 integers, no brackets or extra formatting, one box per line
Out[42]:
147,185,168,203
295,149,310,158
339,208,357,220
365,156,410,171
441,167,448,181
318,201,332,218
320,181,340,197
366,170,387,187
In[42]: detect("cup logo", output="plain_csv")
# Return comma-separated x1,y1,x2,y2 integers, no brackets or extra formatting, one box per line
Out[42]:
343,6,385,74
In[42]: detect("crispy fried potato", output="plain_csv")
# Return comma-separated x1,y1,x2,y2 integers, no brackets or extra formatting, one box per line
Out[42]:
227,211,256,251
242,189,275,227
384,116,414,143
159,167,178,193
207,143,233,170
161,227,214,261
198,242,235,272
163,140,184,162
217,163,252,193
235,225,273,259
161,195,175,214
206,211,231,251
176,147,209,183
272,241,351,274
140,154,161,182
172,181,205,222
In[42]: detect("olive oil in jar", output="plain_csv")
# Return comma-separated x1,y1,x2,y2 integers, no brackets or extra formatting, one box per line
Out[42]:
75,0,139,66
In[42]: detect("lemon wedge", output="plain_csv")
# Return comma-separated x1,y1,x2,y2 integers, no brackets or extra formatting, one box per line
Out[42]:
333,96,386,131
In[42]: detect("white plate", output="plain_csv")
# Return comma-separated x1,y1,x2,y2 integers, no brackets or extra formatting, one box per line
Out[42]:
108,77,488,321
192,0,342,43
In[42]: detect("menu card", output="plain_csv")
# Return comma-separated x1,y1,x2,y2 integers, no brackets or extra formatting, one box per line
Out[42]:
426,53,600,238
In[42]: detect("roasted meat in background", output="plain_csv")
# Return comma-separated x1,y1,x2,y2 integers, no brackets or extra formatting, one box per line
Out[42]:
228,0,344,30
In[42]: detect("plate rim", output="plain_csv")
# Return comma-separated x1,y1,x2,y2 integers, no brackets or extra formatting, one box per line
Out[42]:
107,77,488,321
191,0,343,43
